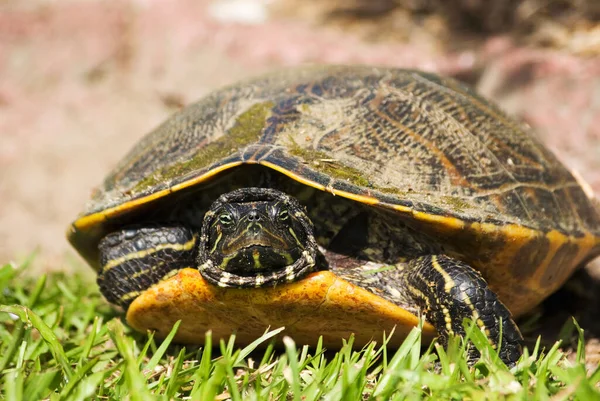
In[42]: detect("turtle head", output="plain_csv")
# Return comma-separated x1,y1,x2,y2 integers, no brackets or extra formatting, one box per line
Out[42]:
198,188,318,287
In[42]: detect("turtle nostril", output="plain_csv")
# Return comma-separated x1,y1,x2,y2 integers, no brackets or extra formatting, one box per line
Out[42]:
248,210,260,222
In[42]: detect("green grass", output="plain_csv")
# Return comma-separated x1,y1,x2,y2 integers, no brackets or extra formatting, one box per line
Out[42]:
1,261,599,400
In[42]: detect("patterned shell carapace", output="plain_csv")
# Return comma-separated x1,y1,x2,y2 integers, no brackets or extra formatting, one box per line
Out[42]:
69,65,600,317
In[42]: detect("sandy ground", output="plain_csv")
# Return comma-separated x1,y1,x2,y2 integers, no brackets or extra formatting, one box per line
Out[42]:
1,0,599,362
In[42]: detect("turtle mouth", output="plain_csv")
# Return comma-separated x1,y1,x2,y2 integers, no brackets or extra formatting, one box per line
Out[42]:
218,244,298,275
197,187,319,288
201,246,316,288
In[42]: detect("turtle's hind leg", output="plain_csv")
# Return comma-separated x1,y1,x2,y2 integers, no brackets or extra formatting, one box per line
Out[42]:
404,254,523,365
97,226,198,309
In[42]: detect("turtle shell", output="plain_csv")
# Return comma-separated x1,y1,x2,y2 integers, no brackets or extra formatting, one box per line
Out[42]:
69,65,600,328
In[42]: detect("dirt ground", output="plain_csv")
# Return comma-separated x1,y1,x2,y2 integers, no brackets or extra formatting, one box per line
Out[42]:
1,0,599,365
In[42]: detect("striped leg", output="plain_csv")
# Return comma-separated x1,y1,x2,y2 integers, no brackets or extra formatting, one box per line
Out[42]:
405,255,523,365
97,226,198,309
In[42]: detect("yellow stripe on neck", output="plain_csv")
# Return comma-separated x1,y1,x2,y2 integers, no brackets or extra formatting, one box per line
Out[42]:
103,236,197,271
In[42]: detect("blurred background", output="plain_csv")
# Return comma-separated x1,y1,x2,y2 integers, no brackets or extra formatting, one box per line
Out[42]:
1,0,599,280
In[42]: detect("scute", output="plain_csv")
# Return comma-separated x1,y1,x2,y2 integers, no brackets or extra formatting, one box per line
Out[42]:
81,66,599,236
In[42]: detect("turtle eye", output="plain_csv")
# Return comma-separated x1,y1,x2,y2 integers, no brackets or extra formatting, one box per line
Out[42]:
278,208,289,222
219,212,234,226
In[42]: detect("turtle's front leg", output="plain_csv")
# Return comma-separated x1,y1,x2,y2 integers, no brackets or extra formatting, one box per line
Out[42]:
404,255,523,365
97,226,198,309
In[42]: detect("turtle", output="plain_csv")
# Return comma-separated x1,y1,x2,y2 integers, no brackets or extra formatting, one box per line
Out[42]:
68,65,600,365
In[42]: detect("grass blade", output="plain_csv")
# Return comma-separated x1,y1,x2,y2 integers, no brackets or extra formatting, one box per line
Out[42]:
79,316,100,363
284,336,301,401
145,320,181,371
372,325,422,398
165,347,186,398
0,320,25,372
23,368,59,401
108,319,154,401
0,305,72,379
234,327,285,365
59,357,100,399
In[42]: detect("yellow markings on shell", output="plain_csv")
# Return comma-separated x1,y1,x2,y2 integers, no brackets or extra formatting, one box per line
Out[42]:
103,236,197,271
470,222,599,255
528,230,572,292
254,274,265,287
72,161,244,232
469,222,501,234
169,161,245,192
73,156,600,252
259,160,380,206
411,210,466,230
260,161,327,191
531,230,597,291
413,214,598,264
453,222,598,295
